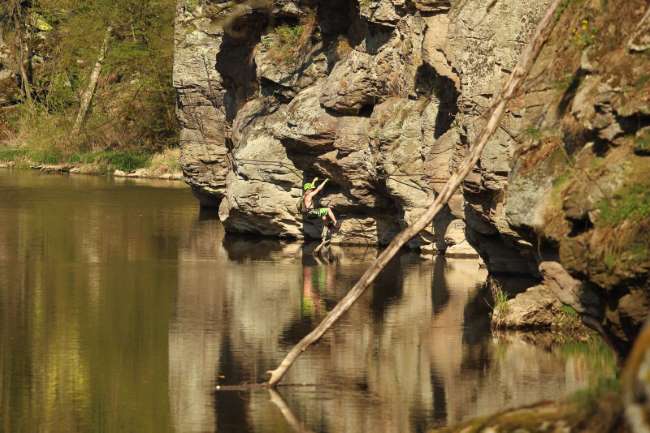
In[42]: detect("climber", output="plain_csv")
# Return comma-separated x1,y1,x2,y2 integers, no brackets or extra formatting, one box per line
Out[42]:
300,177,338,227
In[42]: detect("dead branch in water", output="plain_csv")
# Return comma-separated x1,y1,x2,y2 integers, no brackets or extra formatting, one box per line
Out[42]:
267,0,565,387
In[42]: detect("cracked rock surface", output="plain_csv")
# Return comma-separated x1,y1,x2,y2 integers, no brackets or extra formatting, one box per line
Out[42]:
173,0,549,256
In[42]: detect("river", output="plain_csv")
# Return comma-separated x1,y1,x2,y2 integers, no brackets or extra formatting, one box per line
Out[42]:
0,170,615,433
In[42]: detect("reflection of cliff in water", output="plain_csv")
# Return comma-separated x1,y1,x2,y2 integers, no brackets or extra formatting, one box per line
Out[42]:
169,215,613,433
170,212,225,433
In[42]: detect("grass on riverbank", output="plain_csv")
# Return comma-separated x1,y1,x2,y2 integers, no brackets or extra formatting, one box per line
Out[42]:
490,283,510,320
0,145,181,174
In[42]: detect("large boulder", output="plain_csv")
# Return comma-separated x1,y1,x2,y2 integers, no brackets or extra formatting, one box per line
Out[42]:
492,285,564,330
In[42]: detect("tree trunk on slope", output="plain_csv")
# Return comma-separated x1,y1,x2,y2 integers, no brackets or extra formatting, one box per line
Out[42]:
13,8,33,106
267,0,565,387
71,26,112,138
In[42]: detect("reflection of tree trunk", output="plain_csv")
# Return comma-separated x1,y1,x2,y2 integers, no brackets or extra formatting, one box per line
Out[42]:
267,0,564,387
71,26,112,137
268,389,316,433
13,11,33,105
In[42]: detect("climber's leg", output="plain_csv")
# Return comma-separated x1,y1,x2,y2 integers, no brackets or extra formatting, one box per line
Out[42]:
323,208,337,226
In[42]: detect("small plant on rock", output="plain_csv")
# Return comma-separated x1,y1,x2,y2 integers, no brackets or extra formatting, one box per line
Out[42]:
572,18,597,48
557,304,584,331
335,36,353,60
524,126,543,141
491,284,510,320
634,129,650,155
262,12,316,66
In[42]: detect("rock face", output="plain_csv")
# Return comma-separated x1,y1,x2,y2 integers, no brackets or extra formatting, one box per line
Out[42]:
174,2,231,206
173,0,551,256
174,0,650,349
479,0,650,353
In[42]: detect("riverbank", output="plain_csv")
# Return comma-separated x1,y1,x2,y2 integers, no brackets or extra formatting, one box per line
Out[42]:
0,146,183,181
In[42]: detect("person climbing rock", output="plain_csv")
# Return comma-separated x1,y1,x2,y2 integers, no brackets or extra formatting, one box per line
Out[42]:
300,177,338,227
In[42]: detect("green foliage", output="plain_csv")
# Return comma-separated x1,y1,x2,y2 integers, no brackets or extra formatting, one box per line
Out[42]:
555,0,575,20
0,147,28,161
556,304,583,331
0,144,152,171
570,377,620,409
491,285,510,319
562,336,618,408
148,148,181,172
274,24,303,61
602,242,648,272
604,252,617,271
42,73,77,112
68,150,151,171
28,147,64,164
524,126,542,141
276,24,303,44
560,304,578,318
552,73,575,92
263,22,310,65
0,140,176,173
636,74,650,89
597,183,650,226
635,129,650,155
185,0,200,11
595,173,650,274
552,169,572,189
99,150,150,171
1,0,179,153
572,18,597,48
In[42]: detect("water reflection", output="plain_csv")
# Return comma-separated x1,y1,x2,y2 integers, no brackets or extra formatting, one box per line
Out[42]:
173,220,614,433
0,171,178,433
0,171,616,433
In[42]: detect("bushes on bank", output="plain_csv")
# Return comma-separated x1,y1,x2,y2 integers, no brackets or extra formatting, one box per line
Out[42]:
0,0,179,155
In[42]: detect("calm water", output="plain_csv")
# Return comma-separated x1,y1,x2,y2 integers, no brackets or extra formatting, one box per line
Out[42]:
0,170,615,433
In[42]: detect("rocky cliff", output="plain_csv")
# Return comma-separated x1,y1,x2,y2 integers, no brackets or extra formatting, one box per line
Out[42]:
173,0,527,256
485,0,650,353
174,0,650,351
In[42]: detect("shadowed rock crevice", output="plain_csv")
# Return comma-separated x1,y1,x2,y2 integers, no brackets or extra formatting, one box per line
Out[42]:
216,12,269,122
415,63,460,138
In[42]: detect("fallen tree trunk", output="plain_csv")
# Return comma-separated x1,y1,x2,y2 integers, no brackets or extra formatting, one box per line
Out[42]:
71,26,112,137
267,0,564,387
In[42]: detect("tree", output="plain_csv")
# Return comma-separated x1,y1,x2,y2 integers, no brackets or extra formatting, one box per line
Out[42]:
3,0,34,105
71,25,111,137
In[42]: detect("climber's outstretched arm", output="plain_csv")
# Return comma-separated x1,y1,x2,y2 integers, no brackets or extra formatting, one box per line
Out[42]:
313,178,329,195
